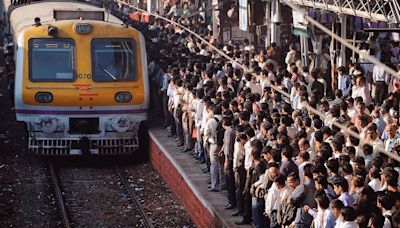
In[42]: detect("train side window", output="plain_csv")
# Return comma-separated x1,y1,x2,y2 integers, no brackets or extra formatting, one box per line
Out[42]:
29,39,76,82
91,39,137,82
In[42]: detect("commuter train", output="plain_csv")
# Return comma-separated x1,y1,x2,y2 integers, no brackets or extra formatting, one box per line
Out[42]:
8,1,149,155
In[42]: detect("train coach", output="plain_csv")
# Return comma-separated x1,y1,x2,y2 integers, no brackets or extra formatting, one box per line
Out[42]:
8,1,149,155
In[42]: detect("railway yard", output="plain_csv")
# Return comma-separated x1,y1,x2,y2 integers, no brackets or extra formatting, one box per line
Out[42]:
0,78,194,227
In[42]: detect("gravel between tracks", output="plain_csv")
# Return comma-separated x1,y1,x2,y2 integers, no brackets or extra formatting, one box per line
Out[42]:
0,74,194,227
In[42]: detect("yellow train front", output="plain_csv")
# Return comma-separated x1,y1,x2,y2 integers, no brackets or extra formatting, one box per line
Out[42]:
10,2,149,155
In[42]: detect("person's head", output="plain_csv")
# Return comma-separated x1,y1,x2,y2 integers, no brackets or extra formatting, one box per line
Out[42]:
314,175,328,190
251,148,262,162
274,173,287,189
298,138,310,153
330,199,344,218
311,163,328,178
333,177,349,195
393,211,400,228
339,163,353,176
356,76,365,87
237,132,248,146
353,156,365,171
368,213,385,228
282,146,294,160
377,191,396,211
326,158,339,176
385,124,397,139
287,172,300,189
369,166,380,180
315,192,330,209
366,125,378,140
362,144,373,157
340,206,356,222
267,162,280,180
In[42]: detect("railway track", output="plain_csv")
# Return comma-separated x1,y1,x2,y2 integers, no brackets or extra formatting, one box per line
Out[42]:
48,161,154,228
48,161,71,228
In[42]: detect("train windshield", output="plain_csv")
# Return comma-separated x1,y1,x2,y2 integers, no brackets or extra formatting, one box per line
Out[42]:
29,39,75,82
91,39,137,82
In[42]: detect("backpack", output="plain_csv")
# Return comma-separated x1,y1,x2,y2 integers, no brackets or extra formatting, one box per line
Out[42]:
214,117,225,146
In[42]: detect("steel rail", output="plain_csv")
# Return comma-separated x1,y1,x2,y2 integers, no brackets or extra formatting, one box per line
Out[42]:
114,167,155,228
48,161,72,228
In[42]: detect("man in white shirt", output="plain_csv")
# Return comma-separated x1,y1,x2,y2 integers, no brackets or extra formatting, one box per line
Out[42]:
377,192,395,228
330,199,344,228
365,125,384,154
368,167,382,192
232,132,247,216
264,173,293,227
285,44,297,71
372,62,390,105
297,151,312,184
205,105,222,192
194,89,205,161
336,206,357,228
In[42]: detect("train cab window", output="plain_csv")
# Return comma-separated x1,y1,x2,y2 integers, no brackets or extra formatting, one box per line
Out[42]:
91,39,137,82
29,39,75,82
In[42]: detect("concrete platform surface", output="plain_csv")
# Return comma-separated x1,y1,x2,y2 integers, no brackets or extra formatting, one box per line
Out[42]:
148,125,253,228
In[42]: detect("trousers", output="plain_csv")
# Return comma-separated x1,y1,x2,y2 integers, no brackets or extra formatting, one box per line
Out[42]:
209,143,221,190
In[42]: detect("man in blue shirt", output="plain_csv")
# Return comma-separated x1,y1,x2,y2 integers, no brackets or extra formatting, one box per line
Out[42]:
337,67,352,98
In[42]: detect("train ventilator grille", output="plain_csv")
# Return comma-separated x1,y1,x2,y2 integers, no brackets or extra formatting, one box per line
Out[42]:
28,137,139,155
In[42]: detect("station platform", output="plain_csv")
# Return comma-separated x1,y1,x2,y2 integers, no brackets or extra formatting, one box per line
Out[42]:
148,125,252,228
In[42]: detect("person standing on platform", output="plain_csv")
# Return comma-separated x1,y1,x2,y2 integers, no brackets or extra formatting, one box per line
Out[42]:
232,132,247,217
221,117,237,210
372,59,390,106
205,105,222,192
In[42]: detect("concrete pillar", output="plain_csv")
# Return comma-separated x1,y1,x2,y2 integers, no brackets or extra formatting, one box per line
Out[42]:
270,0,277,43
264,1,271,48
300,35,309,67
212,0,220,41
147,0,156,13
338,14,347,67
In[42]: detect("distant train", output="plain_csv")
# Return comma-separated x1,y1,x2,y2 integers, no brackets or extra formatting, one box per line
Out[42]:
8,1,149,155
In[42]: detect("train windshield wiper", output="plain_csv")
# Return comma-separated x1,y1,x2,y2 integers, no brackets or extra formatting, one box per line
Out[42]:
98,64,117,81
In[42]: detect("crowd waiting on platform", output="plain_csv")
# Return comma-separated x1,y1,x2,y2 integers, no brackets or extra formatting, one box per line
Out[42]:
132,8,400,227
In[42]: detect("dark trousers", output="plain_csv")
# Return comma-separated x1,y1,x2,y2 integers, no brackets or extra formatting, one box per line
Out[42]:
162,91,170,126
224,167,236,206
234,167,246,213
204,140,210,169
252,197,266,228
169,108,176,135
375,81,388,106
174,109,184,144
242,170,252,222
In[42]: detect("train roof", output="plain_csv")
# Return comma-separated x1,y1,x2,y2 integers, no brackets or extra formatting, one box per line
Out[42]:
9,1,123,34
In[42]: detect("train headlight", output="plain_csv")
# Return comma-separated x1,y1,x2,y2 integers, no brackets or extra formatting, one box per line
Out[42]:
40,117,58,133
35,92,53,103
115,92,132,103
111,116,131,133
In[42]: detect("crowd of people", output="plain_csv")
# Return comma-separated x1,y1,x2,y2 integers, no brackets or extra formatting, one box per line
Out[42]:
130,6,400,228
